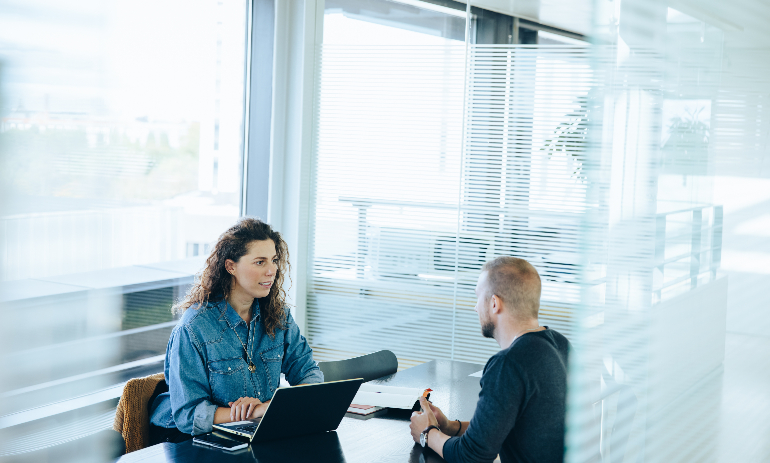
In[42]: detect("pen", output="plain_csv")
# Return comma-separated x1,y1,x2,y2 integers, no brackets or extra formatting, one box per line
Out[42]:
420,388,433,412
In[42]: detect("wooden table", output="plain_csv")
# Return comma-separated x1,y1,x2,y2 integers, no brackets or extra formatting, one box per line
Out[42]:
116,360,484,463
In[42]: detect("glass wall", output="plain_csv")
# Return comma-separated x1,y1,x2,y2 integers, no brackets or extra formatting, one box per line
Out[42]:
308,0,770,461
0,0,248,460
308,0,590,367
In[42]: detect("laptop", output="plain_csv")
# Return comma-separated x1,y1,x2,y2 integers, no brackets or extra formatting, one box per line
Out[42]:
212,378,364,443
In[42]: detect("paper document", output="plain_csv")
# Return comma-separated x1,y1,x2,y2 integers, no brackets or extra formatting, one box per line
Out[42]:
351,384,425,409
469,370,483,378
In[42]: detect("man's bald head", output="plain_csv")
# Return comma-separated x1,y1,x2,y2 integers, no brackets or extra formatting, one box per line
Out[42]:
480,257,542,320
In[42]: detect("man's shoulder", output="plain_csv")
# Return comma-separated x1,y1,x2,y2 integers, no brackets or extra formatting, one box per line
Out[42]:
514,328,570,351
545,328,570,345
483,345,520,377
479,329,570,390
541,328,571,355
497,329,570,366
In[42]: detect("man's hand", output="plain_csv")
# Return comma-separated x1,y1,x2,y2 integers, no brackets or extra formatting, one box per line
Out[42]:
228,397,269,421
422,398,450,431
410,397,440,443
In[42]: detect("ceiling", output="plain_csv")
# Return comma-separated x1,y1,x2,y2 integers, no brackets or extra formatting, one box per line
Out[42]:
447,0,770,47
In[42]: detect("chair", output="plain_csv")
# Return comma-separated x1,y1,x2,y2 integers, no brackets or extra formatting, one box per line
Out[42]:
113,372,168,453
318,350,398,383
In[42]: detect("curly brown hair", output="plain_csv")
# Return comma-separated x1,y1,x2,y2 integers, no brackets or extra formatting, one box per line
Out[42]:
174,217,290,338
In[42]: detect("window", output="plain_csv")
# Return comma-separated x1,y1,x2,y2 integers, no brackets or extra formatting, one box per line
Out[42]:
307,2,754,461
307,0,588,368
0,0,249,457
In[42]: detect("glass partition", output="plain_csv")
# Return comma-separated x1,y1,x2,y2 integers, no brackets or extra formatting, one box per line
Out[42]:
0,0,248,460
308,0,770,461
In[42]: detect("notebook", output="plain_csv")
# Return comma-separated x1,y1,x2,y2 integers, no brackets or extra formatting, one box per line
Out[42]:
347,403,384,415
347,384,431,414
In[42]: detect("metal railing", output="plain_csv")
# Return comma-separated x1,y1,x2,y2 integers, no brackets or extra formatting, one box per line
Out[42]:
653,204,723,302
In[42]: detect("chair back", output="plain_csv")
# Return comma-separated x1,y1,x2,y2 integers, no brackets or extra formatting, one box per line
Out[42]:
113,372,166,453
318,350,398,383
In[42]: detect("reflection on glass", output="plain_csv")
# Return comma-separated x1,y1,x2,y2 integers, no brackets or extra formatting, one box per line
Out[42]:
0,0,247,460
309,0,593,373
312,0,770,462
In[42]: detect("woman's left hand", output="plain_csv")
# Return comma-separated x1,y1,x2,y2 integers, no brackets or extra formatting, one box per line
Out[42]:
228,397,269,421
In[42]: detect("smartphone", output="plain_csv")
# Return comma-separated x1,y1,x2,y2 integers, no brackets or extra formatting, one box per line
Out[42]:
193,432,249,451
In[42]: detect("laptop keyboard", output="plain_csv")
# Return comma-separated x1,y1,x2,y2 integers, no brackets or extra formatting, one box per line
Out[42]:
229,420,260,434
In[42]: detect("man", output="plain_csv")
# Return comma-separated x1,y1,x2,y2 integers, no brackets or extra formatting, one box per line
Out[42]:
409,256,571,463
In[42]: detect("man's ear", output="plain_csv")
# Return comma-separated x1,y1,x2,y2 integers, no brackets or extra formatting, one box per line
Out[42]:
489,294,504,315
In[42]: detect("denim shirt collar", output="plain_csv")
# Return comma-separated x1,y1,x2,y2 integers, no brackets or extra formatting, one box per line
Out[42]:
218,298,261,329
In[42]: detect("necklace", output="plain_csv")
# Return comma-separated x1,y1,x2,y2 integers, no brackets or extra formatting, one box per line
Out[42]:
228,302,257,373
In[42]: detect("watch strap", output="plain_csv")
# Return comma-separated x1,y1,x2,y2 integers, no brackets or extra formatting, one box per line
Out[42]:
421,425,440,447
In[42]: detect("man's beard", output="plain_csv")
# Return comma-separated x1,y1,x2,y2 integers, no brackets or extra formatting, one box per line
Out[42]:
481,318,495,339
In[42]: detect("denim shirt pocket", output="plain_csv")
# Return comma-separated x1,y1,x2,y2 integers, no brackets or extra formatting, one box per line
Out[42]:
259,344,283,393
207,356,248,405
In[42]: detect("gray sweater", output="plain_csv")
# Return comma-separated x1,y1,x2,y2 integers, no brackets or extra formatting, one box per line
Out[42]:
443,328,570,463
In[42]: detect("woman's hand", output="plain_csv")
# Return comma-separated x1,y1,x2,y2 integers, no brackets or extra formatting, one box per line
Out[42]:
228,397,269,421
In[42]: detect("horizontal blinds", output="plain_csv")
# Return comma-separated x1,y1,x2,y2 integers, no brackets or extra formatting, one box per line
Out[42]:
309,9,766,463
308,44,592,367
565,26,728,463
308,44,468,366
455,45,592,363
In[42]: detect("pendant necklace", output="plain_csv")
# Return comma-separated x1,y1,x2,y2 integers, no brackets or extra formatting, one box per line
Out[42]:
228,302,258,373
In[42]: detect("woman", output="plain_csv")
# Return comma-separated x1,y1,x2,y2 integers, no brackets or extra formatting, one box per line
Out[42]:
148,218,324,443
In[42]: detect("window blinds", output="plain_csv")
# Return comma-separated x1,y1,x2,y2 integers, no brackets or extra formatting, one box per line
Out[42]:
308,44,469,366
308,8,737,463
307,44,592,366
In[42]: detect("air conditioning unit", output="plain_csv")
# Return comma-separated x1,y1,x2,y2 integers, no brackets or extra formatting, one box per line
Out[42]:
367,227,496,281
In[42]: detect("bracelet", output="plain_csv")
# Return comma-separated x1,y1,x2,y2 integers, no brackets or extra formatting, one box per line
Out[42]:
453,419,462,436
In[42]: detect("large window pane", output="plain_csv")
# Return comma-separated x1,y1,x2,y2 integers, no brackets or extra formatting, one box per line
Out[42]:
308,0,588,369
0,0,247,459
307,0,468,368
309,1,770,462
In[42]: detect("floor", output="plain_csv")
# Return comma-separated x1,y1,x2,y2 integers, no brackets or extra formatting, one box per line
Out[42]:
714,180,770,463
718,332,770,462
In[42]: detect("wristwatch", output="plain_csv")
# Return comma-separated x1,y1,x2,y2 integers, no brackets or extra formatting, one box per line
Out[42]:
420,425,440,448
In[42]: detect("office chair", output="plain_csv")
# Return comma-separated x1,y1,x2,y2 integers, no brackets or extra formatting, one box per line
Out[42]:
113,372,167,453
317,350,398,383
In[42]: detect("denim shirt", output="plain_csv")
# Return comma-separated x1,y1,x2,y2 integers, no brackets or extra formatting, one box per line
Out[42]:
149,299,323,435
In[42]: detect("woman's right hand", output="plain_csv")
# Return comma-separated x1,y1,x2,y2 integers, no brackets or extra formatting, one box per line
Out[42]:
228,396,264,421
